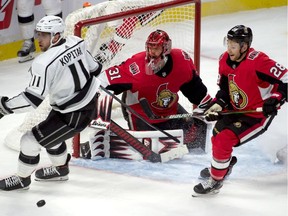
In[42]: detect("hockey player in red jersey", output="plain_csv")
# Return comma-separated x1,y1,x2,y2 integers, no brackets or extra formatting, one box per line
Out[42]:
193,25,287,196
98,29,212,150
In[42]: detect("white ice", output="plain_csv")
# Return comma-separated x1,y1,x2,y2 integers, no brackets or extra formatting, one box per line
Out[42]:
0,6,287,216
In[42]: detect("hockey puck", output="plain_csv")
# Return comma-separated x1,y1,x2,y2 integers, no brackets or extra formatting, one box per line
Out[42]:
36,200,46,207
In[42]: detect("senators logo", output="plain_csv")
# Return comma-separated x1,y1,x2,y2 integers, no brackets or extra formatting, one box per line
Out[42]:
228,75,248,109
151,83,177,109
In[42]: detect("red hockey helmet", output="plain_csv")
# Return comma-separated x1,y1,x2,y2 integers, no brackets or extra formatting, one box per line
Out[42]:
145,30,171,75
145,29,172,56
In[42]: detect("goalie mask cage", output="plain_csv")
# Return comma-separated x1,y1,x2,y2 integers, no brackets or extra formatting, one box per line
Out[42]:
66,0,202,158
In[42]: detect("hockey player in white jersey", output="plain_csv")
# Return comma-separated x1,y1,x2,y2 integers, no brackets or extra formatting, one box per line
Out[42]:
17,0,62,63
0,15,102,191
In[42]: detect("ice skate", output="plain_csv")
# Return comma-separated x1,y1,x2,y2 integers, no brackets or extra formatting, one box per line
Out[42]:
35,154,71,181
0,175,31,191
199,156,237,180
192,177,223,197
17,39,36,63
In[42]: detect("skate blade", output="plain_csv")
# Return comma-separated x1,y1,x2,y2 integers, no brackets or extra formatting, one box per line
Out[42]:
18,53,35,63
34,176,68,182
192,189,220,197
1,186,30,191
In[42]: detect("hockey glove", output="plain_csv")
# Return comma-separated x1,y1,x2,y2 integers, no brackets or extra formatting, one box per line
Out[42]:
204,92,228,122
262,93,284,117
204,102,223,121
0,96,13,119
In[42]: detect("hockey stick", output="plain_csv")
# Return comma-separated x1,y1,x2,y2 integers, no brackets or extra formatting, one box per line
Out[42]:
139,98,263,120
110,120,188,163
109,120,162,162
100,86,180,143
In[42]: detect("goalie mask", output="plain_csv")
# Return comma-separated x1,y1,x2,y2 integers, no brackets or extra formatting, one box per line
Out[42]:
36,15,65,49
145,30,172,75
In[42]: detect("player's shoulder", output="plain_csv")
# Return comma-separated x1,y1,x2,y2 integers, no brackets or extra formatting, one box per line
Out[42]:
64,35,85,47
131,51,146,59
170,48,192,60
219,51,228,61
246,48,267,61
122,51,146,65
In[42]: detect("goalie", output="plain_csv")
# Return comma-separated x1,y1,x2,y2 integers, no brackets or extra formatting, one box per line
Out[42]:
95,29,212,156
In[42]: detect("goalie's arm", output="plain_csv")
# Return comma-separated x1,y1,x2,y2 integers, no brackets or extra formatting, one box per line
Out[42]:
180,69,211,109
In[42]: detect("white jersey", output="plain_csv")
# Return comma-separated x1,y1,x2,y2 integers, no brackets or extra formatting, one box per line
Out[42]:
6,35,102,113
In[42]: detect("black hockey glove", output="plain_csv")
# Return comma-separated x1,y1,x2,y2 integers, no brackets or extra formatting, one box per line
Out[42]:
204,99,227,122
262,93,285,117
0,96,13,119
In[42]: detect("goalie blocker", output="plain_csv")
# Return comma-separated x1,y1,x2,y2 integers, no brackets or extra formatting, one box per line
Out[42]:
78,88,211,162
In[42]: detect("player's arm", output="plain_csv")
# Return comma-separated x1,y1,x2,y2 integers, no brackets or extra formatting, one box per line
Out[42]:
1,61,48,117
255,56,287,102
97,59,134,95
0,91,42,118
85,49,103,77
180,69,211,110
255,55,287,116
202,71,231,121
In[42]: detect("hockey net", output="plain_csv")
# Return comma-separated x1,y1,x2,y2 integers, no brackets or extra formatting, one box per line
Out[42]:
4,0,201,158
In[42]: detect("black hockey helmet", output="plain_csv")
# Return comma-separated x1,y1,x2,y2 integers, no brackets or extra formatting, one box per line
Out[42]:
227,25,253,47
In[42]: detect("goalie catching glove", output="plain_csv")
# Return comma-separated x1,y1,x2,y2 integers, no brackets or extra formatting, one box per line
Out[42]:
0,96,13,119
262,92,285,117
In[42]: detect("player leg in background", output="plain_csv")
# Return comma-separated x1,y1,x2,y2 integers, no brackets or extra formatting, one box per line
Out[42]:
95,11,163,64
17,0,62,63
0,99,97,191
17,0,35,63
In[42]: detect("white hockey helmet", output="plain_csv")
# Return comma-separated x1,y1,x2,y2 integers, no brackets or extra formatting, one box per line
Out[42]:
36,15,65,37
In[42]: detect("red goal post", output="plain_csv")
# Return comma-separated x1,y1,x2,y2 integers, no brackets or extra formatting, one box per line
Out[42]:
65,0,202,157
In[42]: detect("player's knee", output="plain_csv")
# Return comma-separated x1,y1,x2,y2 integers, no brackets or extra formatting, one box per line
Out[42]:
212,129,239,160
20,131,41,156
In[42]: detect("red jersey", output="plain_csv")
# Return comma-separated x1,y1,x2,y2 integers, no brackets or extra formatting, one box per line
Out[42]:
218,48,287,117
99,49,209,127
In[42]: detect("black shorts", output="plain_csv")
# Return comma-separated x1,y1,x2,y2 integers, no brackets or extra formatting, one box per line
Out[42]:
32,97,97,149
213,114,275,146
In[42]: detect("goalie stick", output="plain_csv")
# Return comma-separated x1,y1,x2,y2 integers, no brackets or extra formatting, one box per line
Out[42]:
139,98,263,120
91,120,185,163
109,120,162,162
100,86,180,143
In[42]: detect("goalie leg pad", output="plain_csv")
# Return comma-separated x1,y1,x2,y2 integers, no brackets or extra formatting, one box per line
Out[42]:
89,129,110,160
109,129,188,162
